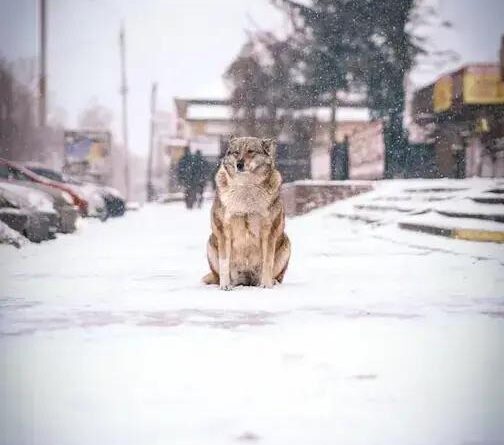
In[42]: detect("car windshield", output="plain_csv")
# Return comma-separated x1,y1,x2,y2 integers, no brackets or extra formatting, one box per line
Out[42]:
11,168,34,182
29,168,63,182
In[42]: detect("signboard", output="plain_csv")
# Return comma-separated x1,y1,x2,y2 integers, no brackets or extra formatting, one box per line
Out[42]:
63,130,112,180
463,65,504,105
348,120,385,180
433,75,453,113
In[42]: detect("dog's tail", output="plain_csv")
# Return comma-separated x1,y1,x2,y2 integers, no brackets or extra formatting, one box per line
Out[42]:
202,272,219,285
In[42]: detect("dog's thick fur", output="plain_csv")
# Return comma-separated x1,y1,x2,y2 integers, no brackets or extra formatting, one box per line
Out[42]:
203,136,290,290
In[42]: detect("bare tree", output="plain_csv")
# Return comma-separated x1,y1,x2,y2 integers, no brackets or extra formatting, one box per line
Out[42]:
0,59,39,161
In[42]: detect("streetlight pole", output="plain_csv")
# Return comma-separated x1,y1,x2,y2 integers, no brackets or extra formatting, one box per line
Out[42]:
146,82,158,202
39,0,47,127
119,25,131,201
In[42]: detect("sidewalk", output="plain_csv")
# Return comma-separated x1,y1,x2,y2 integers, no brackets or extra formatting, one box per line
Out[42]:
330,178,504,243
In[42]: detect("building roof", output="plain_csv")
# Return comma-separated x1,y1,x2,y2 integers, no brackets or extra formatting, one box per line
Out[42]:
178,100,369,123
186,104,233,121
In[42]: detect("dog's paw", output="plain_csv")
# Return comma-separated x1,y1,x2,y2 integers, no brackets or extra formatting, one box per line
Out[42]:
259,281,274,289
220,283,233,291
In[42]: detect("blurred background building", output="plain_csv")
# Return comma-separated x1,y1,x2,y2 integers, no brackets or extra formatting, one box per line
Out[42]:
412,59,504,178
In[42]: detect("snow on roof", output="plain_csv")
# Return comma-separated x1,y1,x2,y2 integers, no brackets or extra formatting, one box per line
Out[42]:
293,107,370,122
163,138,188,147
186,103,369,122
186,104,233,121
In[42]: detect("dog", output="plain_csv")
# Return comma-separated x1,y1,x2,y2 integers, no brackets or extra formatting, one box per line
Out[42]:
202,136,291,290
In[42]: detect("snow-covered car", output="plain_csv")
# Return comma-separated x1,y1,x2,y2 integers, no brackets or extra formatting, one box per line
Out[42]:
0,191,52,243
0,158,89,216
25,166,110,221
68,181,107,221
0,179,79,234
0,219,28,248
0,182,59,239
101,185,126,217
26,166,125,218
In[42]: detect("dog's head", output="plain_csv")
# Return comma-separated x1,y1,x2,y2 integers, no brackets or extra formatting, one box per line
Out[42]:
223,136,276,179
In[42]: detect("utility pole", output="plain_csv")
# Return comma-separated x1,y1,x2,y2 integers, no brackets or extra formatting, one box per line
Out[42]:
146,82,158,202
39,0,47,127
119,25,131,201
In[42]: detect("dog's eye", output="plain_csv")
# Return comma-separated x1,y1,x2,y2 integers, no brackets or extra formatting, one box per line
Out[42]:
247,149,255,155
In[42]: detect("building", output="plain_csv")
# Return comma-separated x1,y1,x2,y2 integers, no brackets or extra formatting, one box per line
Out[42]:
347,120,385,180
165,97,370,187
309,109,370,180
412,62,504,178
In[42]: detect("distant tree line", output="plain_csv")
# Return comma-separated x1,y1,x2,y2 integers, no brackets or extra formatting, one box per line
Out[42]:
0,58,116,166
0,59,64,163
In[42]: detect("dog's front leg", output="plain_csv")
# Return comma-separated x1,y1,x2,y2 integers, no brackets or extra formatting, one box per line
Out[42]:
217,228,232,291
260,226,275,288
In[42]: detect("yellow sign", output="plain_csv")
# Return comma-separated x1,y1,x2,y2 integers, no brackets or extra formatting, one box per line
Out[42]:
463,65,504,105
433,76,453,112
88,142,106,162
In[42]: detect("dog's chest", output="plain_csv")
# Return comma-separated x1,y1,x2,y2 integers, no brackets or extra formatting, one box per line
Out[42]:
229,214,262,284
229,213,262,241
220,185,270,217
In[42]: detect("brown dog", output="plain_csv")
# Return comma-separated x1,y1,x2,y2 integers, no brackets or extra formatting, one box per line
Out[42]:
202,136,290,290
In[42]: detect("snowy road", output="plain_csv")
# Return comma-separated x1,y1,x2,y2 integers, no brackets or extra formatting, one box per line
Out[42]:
1,202,504,445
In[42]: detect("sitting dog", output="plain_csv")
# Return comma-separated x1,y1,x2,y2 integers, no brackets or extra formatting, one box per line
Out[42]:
202,136,291,290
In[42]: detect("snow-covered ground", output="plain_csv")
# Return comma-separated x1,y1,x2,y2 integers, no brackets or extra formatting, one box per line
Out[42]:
1,200,503,445
331,177,504,233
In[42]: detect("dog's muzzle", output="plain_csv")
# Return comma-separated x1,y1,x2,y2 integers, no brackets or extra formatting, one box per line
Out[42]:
236,160,245,172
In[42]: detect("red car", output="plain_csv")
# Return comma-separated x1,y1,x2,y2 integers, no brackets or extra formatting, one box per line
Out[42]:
0,158,89,216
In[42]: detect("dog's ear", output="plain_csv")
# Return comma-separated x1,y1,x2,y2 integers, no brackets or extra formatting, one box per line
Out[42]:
226,135,237,155
261,138,277,158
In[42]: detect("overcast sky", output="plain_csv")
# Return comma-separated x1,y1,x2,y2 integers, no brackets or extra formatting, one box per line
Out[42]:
1,0,503,157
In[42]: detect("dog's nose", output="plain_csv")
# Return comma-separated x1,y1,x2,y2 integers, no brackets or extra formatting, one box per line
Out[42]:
236,160,245,172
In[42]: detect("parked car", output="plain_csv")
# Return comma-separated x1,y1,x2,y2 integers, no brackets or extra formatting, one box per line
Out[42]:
72,182,108,220
0,158,89,216
0,219,28,248
0,179,78,234
25,166,108,219
0,189,53,243
30,167,108,220
100,186,126,217
26,166,126,218
0,182,59,238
